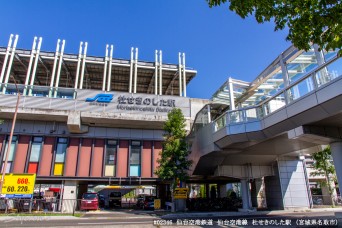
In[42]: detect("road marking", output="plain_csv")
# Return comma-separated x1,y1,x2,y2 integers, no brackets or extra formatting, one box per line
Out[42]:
78,221,152,225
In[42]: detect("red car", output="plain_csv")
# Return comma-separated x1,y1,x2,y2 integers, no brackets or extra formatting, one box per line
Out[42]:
80,192,99,211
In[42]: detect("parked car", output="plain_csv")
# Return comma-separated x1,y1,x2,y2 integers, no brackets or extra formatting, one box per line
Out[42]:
109,192,122,208
80,192,99,211
136,195,155,210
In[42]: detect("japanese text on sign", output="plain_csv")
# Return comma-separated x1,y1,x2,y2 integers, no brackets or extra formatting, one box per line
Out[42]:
1,173,36,195
174,188,189,199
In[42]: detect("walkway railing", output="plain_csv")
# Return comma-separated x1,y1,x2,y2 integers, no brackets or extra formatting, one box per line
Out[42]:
213,55,342,133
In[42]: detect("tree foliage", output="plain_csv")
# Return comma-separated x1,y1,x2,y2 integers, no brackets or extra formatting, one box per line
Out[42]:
311,146,336,205
207,0,342,55
155,108,192,190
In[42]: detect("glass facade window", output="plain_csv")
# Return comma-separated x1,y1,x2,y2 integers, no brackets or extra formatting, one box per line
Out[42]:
54,137,67,176
104,140,117,176
130,141,141,177
2,136,18,173
254,69,284,104
286,48,318,84
28,136,43,174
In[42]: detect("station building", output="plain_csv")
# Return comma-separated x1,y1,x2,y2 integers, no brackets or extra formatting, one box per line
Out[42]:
0,34,207,210
1,34,342,212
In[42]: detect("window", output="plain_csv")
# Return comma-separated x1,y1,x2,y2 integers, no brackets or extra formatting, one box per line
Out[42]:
130,141,141,177
104,140,117,176
2,136,18,173
28,137,43,174
54,138,67,176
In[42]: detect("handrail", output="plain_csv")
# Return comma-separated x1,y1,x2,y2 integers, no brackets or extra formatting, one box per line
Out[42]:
211,52,341,133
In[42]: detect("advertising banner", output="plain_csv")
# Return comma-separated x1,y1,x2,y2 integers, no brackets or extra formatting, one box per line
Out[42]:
1,173,36,195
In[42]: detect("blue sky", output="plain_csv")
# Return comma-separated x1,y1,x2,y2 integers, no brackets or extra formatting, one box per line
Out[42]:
0,0,290,99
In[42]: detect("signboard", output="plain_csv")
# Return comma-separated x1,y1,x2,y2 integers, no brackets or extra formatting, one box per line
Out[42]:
154,199,161,209
6,194,32,199
173,188,189,199
1,173,36,195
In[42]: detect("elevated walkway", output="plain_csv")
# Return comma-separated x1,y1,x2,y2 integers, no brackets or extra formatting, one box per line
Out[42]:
189,51,342,176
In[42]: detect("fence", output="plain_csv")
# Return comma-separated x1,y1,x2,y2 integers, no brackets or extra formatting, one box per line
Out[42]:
0,197,145,214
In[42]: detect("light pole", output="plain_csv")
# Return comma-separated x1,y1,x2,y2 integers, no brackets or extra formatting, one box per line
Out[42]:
0,76,20,194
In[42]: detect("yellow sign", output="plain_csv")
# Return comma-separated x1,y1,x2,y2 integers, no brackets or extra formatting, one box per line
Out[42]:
1,173,36,194
154,199,161,209
174,188,189,199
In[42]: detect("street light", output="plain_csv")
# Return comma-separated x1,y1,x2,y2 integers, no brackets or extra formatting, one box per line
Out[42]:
0,76,20,194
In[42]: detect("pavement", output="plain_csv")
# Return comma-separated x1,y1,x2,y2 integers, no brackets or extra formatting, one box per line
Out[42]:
0,207,341,221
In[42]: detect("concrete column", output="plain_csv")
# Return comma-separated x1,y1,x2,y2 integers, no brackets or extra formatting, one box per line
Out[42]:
61,180,78,213
240,179,249,210
331,142,342,192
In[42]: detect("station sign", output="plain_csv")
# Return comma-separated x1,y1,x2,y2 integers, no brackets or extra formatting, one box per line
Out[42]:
1,173,36,195
173,188,189,199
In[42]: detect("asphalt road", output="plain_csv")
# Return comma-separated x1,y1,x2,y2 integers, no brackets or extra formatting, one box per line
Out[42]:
0,211,340,227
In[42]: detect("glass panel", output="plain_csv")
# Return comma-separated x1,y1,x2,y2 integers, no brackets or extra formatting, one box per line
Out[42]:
228,110,244,124
287,76,315,102
130,149,140,165
323,49,338,62
287,49,318,84
55,138,67,163
30,143,42,162
254,69,284,104
105,165,115,176
264,93,286,114
316,58,342,87
245,108,263,122
130,165,140,176
105,144,116,165
54,163,64,176
214,114,227,132
3,136,17,162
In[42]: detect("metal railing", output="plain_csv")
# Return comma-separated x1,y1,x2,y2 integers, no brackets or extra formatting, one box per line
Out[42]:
213,55,342,133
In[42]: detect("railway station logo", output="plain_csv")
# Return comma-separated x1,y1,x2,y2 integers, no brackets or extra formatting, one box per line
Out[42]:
86,94,114,103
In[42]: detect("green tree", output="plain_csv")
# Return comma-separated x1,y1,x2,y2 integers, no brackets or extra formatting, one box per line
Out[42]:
155,108,192,192
207,0,342,55
311,146,337,206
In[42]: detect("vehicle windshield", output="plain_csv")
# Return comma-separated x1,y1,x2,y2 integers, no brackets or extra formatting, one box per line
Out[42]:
83,193,97,200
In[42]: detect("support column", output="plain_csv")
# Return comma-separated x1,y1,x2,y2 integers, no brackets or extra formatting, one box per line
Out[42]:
159,50,162,95
154,50,158,95
74,42,83,90
133,48,138,93
107,45,113,92
28,37,42,96
129,47,134,93
102,44,109,91
79,42,88,89
49,39,60,97
24,37,37,96
331,142,342,192
178,52,182,96
228,77,235,110
0,34,14,84
61,180,78,213
240,179,250,210
54,39,65,97
2,34,19,94
182,53,186,97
